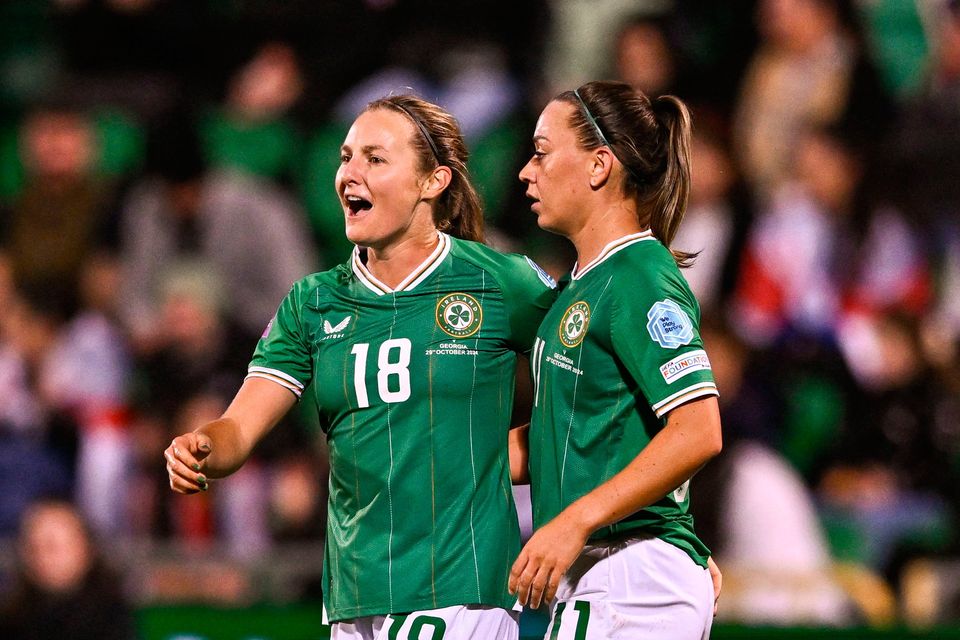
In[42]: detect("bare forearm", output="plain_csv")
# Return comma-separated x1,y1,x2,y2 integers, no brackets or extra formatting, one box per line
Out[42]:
563,397,722,535
509,397,722,608
166,378,295,493
195,377,297,478
194,417,255,478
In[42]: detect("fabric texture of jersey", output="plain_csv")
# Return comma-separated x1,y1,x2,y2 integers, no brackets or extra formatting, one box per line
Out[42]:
528,231,717,568
249,233,555,621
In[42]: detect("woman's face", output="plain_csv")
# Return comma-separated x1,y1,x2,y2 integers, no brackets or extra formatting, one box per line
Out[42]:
519,100,593,237
336,108,434,249
19,504,92,593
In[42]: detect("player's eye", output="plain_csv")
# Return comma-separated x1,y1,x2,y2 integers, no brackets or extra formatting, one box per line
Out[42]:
369,155,385,164
339,153,351,164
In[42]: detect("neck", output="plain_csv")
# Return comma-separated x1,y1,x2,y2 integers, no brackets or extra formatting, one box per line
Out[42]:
364,227,441,289
568,199,644,269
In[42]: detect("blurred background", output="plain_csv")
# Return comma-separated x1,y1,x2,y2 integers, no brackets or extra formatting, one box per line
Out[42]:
1,0,959,638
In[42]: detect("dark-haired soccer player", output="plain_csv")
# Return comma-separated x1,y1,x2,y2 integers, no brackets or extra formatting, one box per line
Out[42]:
510,81,722,639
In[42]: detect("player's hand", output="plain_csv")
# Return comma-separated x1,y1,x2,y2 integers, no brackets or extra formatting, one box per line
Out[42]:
164,433,213,494
508,511,589,609
707,556,722,616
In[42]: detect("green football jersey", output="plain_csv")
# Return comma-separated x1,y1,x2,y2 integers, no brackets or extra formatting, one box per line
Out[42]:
528,231,717,568
248,232,556,621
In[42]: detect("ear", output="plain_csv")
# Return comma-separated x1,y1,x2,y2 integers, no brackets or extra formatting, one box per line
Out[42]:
420,165,453,200
588,148,615,189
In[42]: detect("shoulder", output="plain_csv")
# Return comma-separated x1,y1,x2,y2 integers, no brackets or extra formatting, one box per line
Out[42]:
448,236,557,292
287,263,351,303
608,239,698,310
611,236,680,282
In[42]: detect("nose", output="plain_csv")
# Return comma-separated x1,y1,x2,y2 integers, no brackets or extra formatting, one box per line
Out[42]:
336,156,361,189
519,158,535,184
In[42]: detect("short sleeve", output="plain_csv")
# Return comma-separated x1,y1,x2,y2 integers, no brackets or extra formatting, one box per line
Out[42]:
499,256,557,354
247,282,313,398
611,267,718,419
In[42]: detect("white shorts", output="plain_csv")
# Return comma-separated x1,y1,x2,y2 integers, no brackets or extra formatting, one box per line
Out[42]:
332,604,520,640
544,535,714,640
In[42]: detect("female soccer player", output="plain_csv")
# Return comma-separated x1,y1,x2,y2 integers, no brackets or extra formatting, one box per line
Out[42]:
164,95,556,640
509,81,722,639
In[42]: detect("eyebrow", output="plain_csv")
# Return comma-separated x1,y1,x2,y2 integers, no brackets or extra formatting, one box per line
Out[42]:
532,135,548,144
340,144,388,154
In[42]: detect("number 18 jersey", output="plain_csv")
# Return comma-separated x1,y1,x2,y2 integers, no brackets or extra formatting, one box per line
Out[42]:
248,233,556,621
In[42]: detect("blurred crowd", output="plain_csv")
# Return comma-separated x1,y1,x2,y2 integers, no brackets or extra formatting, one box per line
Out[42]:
2,0,960,631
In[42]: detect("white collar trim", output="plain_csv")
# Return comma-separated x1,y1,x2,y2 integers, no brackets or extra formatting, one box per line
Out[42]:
571,230,655,281
352,232,450,295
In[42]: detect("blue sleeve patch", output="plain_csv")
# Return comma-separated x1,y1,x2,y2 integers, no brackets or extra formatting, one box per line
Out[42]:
646,299,694,349
525,256,557,289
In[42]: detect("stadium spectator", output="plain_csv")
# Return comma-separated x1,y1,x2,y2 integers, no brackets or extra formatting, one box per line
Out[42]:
819,313,959,575
672,116,750,313
732,124,927,348
34,254,133,537
690,320,856,626
613,12,680,98
0,286,78,537
732,0,894,201
541,0,664,95
117,111,317,352
0,103,119,316
201,41,305,184
885,0,960,346
131,264,270,553
0,498,136,640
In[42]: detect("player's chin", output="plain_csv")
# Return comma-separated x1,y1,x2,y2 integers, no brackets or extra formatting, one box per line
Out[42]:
344,218,373,245
533,209,562,234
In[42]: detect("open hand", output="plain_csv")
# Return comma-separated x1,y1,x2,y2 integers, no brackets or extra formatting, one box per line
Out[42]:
508,513,589,608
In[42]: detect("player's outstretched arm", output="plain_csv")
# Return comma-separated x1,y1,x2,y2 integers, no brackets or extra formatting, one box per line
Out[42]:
509,395,722,608
164,377,297,494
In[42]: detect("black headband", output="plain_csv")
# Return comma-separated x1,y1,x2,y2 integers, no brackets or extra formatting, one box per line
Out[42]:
572,88,642,184
392,102,441,164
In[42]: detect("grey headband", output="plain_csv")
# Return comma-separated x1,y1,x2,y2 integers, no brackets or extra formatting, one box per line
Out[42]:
393,102,441,164
572,88,642,184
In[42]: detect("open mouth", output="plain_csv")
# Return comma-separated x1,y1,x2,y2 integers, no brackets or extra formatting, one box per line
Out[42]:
345,195,373,215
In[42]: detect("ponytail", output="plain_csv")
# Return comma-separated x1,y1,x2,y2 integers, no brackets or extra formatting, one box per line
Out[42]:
439,163,485,243
650,95,694,267
365,95,485,243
